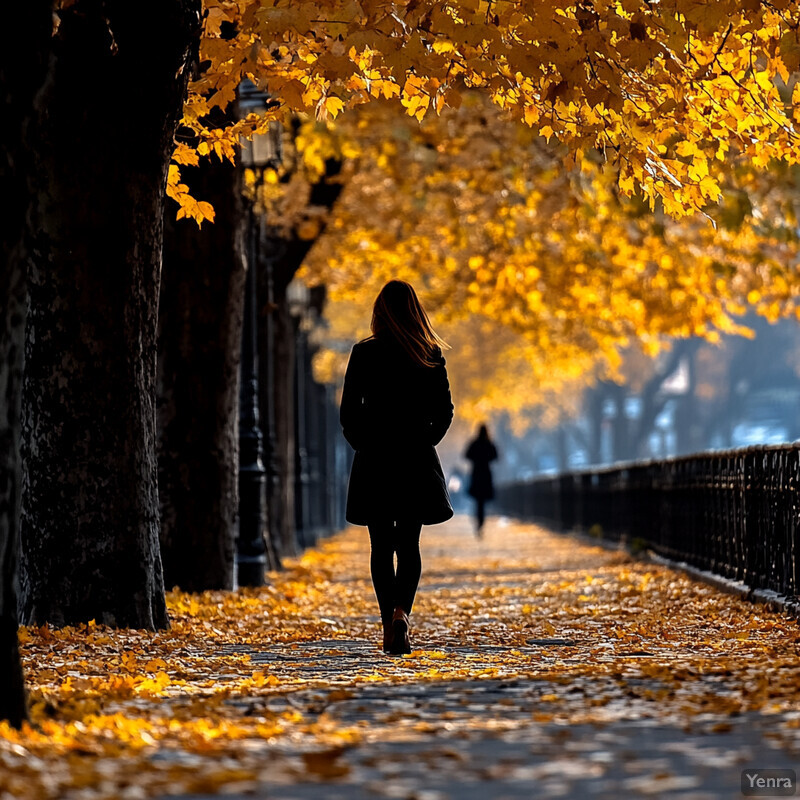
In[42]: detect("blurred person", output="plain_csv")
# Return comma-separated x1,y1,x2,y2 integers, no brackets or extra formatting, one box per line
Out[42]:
465,423,498,535
340,280,454,655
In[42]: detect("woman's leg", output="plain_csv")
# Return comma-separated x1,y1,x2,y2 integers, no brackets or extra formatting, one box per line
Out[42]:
394,521,422,615
367,522,396,628
476,498,486,531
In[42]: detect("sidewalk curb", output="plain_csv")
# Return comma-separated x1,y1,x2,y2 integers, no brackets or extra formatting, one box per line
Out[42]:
645,551,800,618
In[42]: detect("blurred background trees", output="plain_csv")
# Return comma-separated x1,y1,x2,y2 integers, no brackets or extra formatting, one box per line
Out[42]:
273,98,800,482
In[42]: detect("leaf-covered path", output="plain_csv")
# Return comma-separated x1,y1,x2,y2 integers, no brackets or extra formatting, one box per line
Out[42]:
5,516,800,799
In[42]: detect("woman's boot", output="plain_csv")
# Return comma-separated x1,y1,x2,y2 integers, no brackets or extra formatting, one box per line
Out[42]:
389,607,411,655
382,620,394,652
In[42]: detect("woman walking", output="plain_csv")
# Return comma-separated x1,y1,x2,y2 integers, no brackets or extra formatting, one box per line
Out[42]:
340,280,454,655
465,423,498,535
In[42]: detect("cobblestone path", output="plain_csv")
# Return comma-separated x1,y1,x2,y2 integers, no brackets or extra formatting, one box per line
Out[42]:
10,516,800,800
174,516,800,799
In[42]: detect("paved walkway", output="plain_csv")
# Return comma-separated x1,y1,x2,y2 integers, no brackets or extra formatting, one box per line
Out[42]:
175,516,800,799
10,516,800,800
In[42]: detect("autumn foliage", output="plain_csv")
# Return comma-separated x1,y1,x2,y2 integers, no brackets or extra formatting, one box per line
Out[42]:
288,96,797,421
161,1,800,420
175,0,800,218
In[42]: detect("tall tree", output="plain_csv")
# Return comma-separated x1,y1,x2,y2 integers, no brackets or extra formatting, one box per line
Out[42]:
258,144,343,556
158,150,246,592
0,0,52,727
19,1,201,628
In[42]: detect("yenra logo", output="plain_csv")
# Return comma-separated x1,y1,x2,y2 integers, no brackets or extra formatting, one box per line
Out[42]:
745,774,793,790
741,769,796,797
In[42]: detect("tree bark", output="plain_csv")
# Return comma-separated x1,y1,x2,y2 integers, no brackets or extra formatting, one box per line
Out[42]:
0,0,54,727
158,156,246,592
20,1,201,629
268,276,299,557
0,265,27,728
254,224,282,571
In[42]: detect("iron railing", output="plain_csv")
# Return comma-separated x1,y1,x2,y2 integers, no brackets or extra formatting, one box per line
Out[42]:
495,445,800,600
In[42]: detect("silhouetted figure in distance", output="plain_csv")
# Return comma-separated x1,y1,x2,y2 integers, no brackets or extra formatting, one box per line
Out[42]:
340,280,454,654
465,424,498,535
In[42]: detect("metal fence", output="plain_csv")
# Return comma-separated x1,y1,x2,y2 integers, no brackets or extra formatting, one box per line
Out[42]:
495,445,800,600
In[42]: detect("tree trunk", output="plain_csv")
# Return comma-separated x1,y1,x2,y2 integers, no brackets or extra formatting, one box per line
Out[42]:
609,385,633,462
0,0,54,726
259,155,344,557
628,341,694,460
293,319,312,547
584,385,605,466
254,226,282,571
20,1,201,629
270,278,299,557
675,346,699,455
158,155,246,592
0,264,27,728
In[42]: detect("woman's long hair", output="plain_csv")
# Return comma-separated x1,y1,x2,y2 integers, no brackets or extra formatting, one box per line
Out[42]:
371,280,449,367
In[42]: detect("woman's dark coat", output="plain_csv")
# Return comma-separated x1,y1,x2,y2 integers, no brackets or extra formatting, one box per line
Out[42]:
339,336,454,526
465,437,498,500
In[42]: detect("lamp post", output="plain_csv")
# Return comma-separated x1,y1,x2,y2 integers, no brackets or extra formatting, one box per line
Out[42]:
236,81,282,587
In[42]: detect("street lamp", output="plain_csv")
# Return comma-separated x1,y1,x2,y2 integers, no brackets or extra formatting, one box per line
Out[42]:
286,277,310,316
236,80,282,587
239,80,282,172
